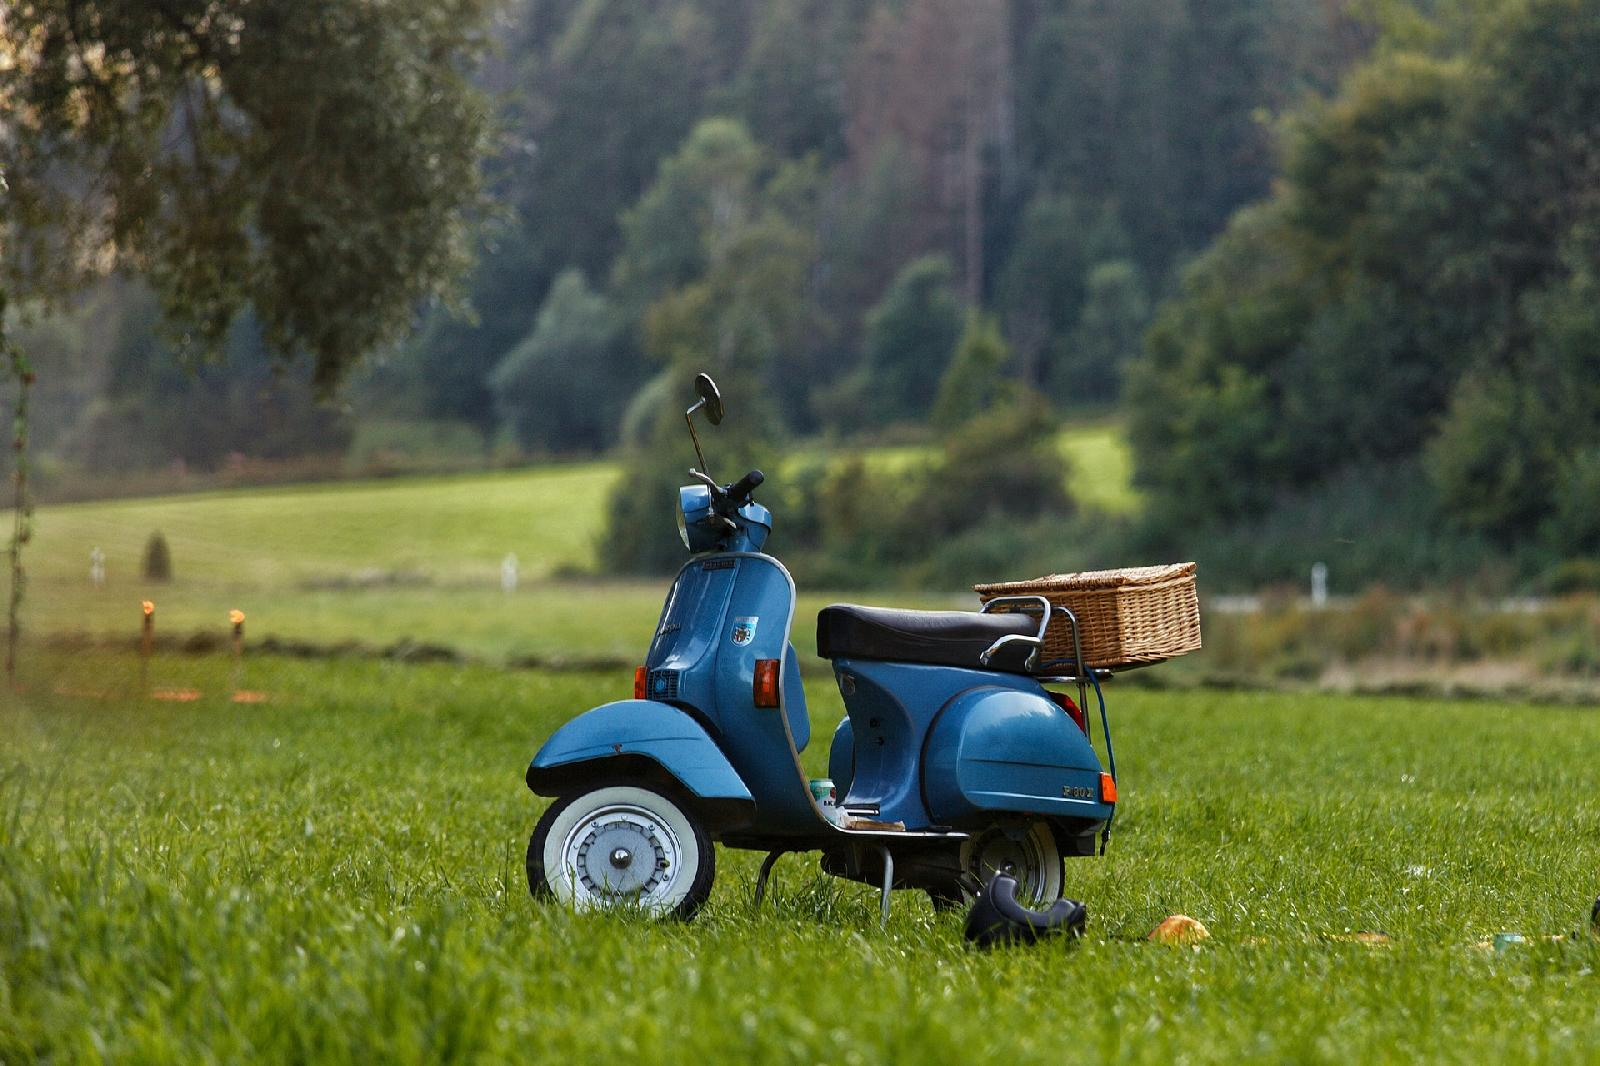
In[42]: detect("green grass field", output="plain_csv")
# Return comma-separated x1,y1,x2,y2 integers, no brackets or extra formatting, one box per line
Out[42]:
4,650,1599,1062
18,425,1128,659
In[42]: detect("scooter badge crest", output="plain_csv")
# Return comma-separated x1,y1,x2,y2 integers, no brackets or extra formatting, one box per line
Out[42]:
731,617,759,646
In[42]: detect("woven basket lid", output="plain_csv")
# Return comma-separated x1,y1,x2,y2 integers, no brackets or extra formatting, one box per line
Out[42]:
974,561,1196,595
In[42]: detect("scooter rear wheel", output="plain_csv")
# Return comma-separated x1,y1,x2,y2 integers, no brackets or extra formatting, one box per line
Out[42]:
527,783,714,920
928,820,1064,909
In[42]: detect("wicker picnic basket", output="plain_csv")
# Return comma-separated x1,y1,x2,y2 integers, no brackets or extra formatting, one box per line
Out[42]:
974,562,1201,672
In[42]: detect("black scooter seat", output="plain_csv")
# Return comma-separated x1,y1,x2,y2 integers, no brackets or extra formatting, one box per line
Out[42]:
816,604,1038,673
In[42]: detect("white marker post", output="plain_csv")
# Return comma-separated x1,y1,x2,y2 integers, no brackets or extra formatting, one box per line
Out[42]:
501,552,519,595
1311,562,1328,609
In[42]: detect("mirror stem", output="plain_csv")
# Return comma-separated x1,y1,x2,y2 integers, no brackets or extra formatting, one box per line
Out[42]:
685,401,711,478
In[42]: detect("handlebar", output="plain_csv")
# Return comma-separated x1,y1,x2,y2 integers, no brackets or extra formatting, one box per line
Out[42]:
727,469,764,504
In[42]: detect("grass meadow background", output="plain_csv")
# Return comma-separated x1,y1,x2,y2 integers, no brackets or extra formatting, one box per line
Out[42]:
5,427,1600,1062
17,423,1132,661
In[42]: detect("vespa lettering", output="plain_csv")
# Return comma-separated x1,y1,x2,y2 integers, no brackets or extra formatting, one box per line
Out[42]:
1061,784,1094,800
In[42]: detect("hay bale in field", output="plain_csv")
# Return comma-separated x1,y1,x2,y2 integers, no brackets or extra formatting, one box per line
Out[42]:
142,531,173,582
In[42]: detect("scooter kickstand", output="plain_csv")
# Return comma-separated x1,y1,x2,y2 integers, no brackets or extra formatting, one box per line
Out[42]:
753,849,787,908
878,846,894,927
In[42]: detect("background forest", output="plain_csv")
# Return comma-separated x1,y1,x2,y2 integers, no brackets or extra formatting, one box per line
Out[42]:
8,0,1598,594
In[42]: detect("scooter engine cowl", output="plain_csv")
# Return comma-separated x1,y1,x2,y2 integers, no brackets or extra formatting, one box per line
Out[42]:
922,686,1110,826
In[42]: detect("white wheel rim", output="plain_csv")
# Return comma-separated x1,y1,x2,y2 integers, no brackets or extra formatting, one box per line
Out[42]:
963,821,1062,906
542,786,700,915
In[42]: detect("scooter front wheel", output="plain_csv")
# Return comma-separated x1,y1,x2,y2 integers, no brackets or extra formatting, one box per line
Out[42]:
527,783,714,920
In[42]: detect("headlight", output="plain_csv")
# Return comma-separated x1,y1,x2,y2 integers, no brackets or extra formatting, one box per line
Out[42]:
677,485,715,552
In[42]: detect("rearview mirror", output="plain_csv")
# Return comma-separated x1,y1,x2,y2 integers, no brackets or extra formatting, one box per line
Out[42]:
695,373,724,426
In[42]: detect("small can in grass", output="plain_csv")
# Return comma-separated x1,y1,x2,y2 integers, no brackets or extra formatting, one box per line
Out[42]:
808,778,840,825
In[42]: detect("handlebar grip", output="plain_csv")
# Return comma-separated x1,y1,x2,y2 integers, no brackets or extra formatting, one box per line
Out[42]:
727,469,765,503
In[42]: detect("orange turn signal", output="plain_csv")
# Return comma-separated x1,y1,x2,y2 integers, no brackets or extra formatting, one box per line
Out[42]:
634,665,648,701
753,659,781,708
1099,772,1118,804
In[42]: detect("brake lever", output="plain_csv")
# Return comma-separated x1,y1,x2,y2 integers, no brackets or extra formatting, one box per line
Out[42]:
689,469,724,496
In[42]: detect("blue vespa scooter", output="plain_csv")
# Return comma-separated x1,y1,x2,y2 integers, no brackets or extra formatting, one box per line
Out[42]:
525,374,1117,922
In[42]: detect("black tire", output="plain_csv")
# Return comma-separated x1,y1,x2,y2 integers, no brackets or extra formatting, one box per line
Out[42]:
527,783,714,920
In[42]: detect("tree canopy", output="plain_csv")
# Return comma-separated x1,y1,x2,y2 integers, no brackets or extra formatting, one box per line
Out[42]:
1,0,492,389
1128,0,1600,555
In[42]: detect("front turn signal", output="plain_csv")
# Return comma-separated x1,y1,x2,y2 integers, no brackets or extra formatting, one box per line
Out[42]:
1099,772,1118,804
634,665,648,701
753,659,781,708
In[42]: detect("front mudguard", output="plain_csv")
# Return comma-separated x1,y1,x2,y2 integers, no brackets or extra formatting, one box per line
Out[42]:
526,699,755,832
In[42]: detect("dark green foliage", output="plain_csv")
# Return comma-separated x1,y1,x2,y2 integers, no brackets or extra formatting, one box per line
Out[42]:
997,193,1134,399
343,420,486,474
932,314,1011,431
142,532,173,583
512,1,736,291
1167,461,1523,593
1546,450,1600,558
70,286,350,474
6,0,1370,483
725,0,856,162
1062,260,1149,405
489,271,639,454
899,397,1073,543
1131,0,1600,553
1011,0,1338,284
787,394,1075,586
0,0,492,390
856,256,964,425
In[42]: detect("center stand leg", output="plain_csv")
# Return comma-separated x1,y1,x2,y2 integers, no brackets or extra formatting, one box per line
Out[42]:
753,849,787,908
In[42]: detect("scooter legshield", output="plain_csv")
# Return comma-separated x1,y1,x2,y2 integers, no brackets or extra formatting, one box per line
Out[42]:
526,699,755,825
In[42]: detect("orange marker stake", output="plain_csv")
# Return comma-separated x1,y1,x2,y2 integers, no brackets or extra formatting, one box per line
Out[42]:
229,609,245,696
140,601,155,697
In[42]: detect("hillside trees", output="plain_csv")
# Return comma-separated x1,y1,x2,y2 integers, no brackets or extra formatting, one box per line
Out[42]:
600,119,816,571
842,0,1012,306
489,270,635,454
1129,0,1600,554
852,256,965,426
4,0,1377,492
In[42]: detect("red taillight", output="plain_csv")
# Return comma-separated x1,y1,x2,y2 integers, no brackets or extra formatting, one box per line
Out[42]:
1099,772,1118,804
1048,690,1087,734
634,665,648,701
753,659,781,708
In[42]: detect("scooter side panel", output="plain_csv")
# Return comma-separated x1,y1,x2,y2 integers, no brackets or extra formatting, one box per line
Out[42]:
525,699,753,803
827,662,926,827
829,659,1024,827
923,686,1112,825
